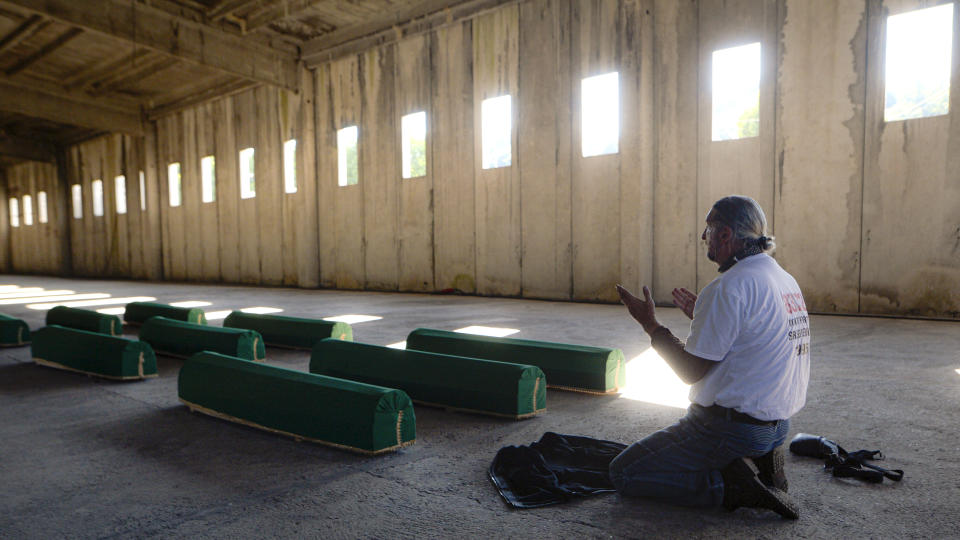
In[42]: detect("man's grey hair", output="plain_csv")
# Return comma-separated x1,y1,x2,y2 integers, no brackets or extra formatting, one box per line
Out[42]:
710,195,776,252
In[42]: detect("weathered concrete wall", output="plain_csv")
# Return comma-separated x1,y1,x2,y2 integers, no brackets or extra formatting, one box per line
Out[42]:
2,161,64,274
9,0,958,318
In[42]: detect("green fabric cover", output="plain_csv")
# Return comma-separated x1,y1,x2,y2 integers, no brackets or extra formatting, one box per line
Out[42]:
405,328,626,394
124,302,207,325
46,306,122,336
310,339,547,418
31,325,157,380
139,316,265,361
223,311,352,349
0,312,30,346
179,351,416,453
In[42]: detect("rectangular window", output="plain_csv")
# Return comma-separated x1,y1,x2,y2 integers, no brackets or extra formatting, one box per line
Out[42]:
37,191,48,223
885,4,953,122
71,184,82,219
139,171,146,211
712,42,761,141
22,195,33,225
581,72,620,157
8,198,19,227
337,126,359,186
201,155,216,203
283,139,297,193
91,179,104,217
115,175,127,214
239,148,256,198
401,111,427,179
481,95,512,169
168,163,181,207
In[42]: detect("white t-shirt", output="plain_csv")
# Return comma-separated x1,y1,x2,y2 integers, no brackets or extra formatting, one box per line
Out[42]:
684,253,810,421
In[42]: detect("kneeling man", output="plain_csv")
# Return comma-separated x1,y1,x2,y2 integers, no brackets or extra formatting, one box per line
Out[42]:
611,195,810,519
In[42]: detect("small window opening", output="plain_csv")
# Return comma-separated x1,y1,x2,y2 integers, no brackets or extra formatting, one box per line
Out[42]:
337,126,359,186
884,4,953,122
581,72,620,157
168,163,181,207
71,184,82,219
139,171,146,211
8,198,19,227
239,148,256,198
115,176,127,214
401,111,427,178
284,139,297,193
712,42,761,141
481,95,512,169
201,155,216,203
37,191,48,223
91,179,104,217
22,195,33,225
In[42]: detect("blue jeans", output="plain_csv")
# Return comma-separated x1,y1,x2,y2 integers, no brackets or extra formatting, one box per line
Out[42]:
608,404,790,507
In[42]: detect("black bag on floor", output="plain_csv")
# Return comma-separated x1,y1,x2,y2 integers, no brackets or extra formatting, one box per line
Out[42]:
789,433,904,483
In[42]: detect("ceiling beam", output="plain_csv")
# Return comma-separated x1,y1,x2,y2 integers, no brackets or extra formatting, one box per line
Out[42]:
4,26,83,77
0,79,143,135
0,134,56,163
62,49,152,90
89,55,178,96
0,14,49,56
244,0,318,32
1,0,299,91
147,78,259,120
207,0,264,23
302,0,511,65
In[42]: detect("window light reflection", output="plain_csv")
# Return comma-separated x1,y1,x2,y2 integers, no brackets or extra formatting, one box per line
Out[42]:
618,347,690,409
386,341,407,349
97,307,126,315
170,301,212,308
204,310,232,321
323,314,382,324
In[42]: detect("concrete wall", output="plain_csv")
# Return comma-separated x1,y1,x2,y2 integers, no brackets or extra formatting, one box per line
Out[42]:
3,0,958,318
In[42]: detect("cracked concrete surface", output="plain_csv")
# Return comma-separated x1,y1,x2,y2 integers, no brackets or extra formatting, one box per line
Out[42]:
1,275,958,538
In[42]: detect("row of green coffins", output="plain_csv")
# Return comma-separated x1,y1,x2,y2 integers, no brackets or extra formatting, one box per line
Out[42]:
28,303,626,453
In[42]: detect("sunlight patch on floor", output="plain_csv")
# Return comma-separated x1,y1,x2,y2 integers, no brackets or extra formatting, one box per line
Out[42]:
323,314,382,324
97,307,126,315
0,293,110,306
618,347,691,409
453,325,519,337
169,301,212,308
204,310,232,321
26,296,157,310
0,289,73,300
240,307,284,314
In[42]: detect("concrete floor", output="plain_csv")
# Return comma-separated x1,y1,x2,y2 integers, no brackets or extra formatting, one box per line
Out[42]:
0,275,957,539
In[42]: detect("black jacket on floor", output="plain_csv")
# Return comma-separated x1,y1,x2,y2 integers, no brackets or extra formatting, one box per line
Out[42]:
489,432,627,509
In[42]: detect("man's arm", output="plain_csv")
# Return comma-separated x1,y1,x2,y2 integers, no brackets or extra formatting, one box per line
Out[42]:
616,284,713,384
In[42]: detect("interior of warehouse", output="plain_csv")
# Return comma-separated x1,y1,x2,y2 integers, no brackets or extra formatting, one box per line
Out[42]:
0,0,958,537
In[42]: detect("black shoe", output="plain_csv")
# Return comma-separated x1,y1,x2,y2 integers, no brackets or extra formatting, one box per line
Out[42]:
721,457,799,519
751,446,788,492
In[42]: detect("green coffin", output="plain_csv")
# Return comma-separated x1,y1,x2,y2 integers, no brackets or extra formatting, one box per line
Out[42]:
46,306,122,336
223,311,352,349
124,302,207,326
139,316,265,361
405,328,626,394
310,339,546,419
31,325,157,380
179,351,416,454
0,312,30,347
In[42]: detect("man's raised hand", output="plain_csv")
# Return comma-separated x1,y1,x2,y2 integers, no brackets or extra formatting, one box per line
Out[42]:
616,284,661,335
672,287,697,320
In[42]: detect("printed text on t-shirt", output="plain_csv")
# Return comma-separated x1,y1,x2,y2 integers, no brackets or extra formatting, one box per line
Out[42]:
782,293,807,314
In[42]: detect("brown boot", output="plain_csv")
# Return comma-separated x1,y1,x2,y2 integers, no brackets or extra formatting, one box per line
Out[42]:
721,457,799,519
751,446,788,492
